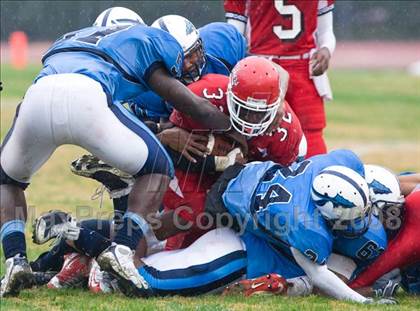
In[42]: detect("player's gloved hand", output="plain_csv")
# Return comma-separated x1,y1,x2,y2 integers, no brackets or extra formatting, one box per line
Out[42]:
214,148,245,172
310,47,331,76
373,269,401,298
158,127,209,163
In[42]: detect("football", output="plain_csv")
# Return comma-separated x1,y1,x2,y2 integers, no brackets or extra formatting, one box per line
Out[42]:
207,133,236,156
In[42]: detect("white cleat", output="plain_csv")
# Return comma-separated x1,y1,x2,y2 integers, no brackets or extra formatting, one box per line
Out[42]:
32,210,79,245
96,244,150,297
0,254,34,297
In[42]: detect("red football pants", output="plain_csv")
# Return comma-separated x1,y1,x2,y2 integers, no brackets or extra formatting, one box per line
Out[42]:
274,59,327,157
350,191,420,288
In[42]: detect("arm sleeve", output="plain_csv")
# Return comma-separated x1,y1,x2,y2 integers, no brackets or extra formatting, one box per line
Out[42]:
316,11,336,55
226,19,246,35
224,0,248,22
291,247,368,303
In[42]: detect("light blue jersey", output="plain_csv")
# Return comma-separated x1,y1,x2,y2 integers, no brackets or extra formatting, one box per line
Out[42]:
223,149,365,265
130,22,247,121
37,25,183,106
333,215,387,278
200,22,247,73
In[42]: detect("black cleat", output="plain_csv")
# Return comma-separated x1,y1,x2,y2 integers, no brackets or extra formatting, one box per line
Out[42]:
70,155,134,198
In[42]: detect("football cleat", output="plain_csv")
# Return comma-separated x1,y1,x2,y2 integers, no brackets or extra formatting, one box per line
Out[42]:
32,210,79,245
47,252,90,289
96,244,150,297
222,273,288,297
32,271,57,286
70,154,134,199
88,259,120,294
0,254,34,297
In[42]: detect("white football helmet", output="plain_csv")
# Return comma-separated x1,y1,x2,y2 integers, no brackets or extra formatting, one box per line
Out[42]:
312,165,371,237
364,164,404,213
93,7,145,27
151,15,205,84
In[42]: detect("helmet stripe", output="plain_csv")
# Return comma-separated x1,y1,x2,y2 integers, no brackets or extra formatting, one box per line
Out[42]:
101,8,113,26
322,170,367,207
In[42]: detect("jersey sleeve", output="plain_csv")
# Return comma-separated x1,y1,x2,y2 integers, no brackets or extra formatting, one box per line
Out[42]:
318,0,335,16
266,102,304,166
288,216,333,265
224,0,248,23
333,216,387,267
136,33,183,84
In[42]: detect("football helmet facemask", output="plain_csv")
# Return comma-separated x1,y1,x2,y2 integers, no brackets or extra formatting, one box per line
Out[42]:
227,56,281,137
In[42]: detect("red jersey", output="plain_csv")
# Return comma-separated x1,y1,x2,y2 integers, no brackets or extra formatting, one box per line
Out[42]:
170,73,304,166
224,0,335,56
164,73,305,249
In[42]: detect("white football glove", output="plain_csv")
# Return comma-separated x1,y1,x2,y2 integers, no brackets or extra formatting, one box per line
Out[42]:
214,148,243,172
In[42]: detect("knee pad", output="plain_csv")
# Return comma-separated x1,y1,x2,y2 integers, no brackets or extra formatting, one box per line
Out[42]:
0,165,29,190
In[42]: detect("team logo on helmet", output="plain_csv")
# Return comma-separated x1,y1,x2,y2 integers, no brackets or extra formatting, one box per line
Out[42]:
185,20,195,35
230,69,239,86
368,179,392,195
312,191,356,209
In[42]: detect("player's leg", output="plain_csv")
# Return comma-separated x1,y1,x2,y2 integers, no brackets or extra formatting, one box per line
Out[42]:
350,191,420,288
0,76,64,296
64,81,174,290
127,228,247,297
277,59,327,157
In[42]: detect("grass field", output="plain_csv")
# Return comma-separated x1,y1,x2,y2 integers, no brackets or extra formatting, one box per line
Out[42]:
0,64,419,310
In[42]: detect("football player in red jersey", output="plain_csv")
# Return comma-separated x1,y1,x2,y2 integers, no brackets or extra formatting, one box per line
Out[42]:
224,0,336,157
163,57,306,249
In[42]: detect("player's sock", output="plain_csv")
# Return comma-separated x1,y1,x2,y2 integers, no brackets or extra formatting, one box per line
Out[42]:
31,239,73,272
80,219,112,239
74,228,111,258
113,212,147,250
112,195,128,226
1,220,26,258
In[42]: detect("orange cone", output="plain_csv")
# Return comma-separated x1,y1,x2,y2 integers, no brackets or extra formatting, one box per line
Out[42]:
9,31,28,70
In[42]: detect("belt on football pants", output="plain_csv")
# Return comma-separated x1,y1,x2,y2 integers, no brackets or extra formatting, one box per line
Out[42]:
250,52,311,60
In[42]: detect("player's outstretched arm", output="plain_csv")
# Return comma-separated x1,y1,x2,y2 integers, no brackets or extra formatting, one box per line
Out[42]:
149,67,231,130
398,173,420,196
149,67,248,153
290,247,369,303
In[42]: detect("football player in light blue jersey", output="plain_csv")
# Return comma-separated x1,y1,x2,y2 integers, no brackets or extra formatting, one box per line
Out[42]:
202,150,384,303
27,151,394,302
0,16,246,297
129,16,247,122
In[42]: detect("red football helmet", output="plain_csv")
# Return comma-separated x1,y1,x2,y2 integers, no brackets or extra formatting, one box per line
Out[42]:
227,56,281,137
